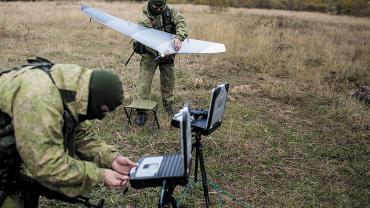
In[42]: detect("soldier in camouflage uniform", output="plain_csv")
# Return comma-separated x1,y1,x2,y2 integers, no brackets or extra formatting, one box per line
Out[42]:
134,0,188,125
0,58,136,207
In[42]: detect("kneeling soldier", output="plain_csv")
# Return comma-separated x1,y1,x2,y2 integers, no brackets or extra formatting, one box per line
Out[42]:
0,58,136,207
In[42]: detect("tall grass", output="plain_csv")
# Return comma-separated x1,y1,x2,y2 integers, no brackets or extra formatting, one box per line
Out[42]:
1,1,369,207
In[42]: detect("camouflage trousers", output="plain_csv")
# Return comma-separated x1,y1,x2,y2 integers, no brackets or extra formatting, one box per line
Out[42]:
136,54,175,107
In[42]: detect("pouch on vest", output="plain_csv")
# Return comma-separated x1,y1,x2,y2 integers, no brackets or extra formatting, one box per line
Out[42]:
162,7,176,34
133,41,147,55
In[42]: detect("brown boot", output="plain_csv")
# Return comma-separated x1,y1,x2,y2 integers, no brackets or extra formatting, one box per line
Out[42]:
135,111,147,126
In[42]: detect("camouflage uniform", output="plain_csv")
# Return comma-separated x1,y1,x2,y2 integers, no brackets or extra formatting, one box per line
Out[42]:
0,64,121,207
136,2,188,108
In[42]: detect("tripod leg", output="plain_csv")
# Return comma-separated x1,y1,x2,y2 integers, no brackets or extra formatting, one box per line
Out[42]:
123,108,131,133
23,192,39,208
169,196,177,208
159,181,177,208
194,142,199,182
158,192,171,208
159,181,166,208
198,143,210,208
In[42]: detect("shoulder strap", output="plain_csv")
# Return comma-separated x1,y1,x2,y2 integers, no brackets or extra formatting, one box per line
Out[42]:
23,57,54,74
0,67,17,76
0,57,54,76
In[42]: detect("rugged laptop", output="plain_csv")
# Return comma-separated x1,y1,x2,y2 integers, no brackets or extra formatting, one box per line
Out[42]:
172,83,229,135
130,106,192,189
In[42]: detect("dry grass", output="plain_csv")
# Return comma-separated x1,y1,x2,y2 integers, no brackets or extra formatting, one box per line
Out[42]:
1,1,370,207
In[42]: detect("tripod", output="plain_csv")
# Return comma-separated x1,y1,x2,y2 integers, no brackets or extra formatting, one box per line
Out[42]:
158,180,177,208
192,131,211,208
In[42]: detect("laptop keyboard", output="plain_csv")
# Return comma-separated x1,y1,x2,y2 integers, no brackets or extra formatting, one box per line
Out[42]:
157,154,183,177
192,119,208,129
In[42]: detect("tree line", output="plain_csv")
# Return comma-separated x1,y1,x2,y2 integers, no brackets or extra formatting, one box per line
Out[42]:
1,0,370,16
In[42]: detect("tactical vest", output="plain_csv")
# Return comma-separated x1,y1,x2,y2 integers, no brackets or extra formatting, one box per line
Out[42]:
162,6,176,34
140,7,176,64
0,58,78,189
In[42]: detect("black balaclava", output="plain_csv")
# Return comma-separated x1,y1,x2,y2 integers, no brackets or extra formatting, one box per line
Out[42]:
82,70,123,120
148,0,166,16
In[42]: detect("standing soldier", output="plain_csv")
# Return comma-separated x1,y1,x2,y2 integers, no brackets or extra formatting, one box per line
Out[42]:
133,0,188,126
0,58,136,207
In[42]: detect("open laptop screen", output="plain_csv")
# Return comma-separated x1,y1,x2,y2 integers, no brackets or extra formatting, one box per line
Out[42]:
207,83,229,129
180,106,192,176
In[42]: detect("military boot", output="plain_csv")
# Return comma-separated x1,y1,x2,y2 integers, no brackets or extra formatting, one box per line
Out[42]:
135,111,147,126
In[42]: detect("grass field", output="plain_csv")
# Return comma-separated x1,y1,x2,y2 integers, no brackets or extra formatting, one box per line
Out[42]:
1,1,370,207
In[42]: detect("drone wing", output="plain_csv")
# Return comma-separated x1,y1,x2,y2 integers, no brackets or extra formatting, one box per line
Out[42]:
80,5,226,56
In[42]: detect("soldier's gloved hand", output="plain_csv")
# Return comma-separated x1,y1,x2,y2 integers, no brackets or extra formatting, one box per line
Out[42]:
112,156,137,175
103,169,129,189
173,37,182,51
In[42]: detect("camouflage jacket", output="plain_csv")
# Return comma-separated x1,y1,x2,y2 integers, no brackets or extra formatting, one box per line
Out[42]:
0,64,120,200
138,2,188,55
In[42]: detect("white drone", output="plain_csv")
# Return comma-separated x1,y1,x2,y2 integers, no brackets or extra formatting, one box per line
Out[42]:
80,5,226,58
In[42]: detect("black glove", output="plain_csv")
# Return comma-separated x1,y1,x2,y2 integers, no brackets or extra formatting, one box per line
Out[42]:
133,41,146,54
